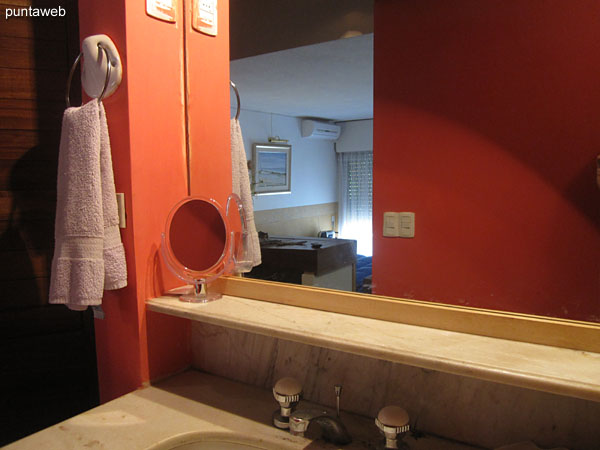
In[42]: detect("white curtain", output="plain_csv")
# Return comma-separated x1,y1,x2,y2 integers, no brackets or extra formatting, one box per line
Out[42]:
337,151,372,256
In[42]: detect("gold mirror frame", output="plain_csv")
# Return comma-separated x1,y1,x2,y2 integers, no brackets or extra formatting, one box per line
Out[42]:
213,276,600,354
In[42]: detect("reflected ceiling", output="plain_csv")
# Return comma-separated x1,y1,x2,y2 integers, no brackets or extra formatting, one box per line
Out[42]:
230,34,373,121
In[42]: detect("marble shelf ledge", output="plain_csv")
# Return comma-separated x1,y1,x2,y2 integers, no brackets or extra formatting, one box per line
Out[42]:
147,294,600,403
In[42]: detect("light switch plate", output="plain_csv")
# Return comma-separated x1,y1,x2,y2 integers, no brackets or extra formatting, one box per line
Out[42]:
383,212,415,238
146,0,177,22
193,0,218,36
116,193,126,228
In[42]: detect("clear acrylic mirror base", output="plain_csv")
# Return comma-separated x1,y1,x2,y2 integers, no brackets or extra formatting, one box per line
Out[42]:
176,283,222,303
161,230,229,304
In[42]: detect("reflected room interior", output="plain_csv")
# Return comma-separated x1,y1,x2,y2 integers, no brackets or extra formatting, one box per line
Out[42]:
229,4,375,294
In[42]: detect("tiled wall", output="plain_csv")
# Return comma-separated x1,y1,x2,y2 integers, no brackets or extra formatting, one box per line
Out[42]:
191,322,600,450
254,202,337,237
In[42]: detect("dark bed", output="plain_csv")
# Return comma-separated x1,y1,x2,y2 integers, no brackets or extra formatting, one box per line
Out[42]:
355,255,372,293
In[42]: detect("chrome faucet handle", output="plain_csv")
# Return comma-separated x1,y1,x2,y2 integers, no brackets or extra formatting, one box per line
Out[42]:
375,406,410,449
272,377,303,429
273,376,302,403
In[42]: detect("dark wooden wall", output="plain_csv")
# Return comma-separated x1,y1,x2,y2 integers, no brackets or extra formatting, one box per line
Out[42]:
0,0,99,445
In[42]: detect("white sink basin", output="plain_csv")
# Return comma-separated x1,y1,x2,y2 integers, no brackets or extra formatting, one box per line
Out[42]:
148,433,283,450
167,441,267,450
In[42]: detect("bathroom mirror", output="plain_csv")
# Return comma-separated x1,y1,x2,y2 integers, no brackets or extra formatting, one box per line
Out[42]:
187,1,599,325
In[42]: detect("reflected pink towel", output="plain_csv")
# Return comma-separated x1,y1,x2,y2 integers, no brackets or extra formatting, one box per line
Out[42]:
49,100,127,311
231,118,261,269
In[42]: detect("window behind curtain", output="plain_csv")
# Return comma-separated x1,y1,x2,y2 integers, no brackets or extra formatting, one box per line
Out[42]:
337,151,373,256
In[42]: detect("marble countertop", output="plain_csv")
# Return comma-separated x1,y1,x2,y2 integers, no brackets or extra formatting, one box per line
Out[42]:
147,295,600,402
6,371,479,450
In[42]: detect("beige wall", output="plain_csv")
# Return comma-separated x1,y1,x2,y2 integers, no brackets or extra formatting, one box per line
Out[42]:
254,202,337,237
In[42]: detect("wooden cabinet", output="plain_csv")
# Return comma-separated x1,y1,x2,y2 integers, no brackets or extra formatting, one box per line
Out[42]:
248,236,357,291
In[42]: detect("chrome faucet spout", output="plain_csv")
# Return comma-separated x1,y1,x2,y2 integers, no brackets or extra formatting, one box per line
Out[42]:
312,415,352,445
290,409,352,445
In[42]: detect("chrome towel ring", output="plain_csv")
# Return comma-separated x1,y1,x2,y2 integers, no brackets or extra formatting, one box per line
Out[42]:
65,43,112,108
230,80,241,120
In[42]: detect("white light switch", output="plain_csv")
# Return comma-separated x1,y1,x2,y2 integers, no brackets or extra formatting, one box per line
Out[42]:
383,212,415,238
193,0,218,36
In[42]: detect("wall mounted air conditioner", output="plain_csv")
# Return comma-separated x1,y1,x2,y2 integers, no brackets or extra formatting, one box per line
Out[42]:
301,120,341,140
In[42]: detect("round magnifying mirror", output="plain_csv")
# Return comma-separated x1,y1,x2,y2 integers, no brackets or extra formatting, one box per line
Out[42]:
162,197,230,302
169,198,227,271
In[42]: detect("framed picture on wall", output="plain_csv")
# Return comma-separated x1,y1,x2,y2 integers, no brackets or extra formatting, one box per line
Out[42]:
252,143,292,195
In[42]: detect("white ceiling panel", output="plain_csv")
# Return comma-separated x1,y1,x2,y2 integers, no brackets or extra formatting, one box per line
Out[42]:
230,34,373,121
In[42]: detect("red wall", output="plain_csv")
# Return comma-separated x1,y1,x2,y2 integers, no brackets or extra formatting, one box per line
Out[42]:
78,0,231,402
373,0,600,322
186,0,231,202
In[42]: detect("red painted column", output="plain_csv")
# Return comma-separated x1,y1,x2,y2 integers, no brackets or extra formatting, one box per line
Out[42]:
186,0,232,203
78,0,231,402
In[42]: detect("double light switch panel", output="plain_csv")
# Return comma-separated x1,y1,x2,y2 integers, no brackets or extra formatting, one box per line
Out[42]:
383,212,415,238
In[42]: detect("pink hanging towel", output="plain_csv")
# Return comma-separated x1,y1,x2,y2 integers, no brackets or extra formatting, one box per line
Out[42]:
49,99,127,311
